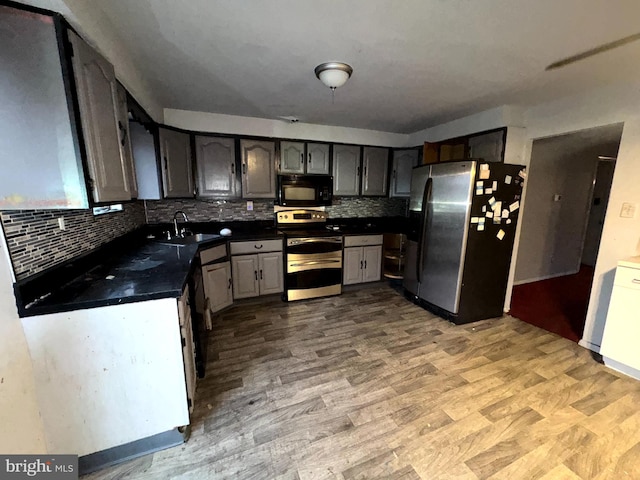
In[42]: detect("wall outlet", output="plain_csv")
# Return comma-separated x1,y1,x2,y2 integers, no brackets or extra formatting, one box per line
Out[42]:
246,201,253,211
57,217,66,230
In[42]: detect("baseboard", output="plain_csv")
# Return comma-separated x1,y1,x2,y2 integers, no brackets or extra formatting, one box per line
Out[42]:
579,338,600,352
602,357,640,381
78,427,187,475
513,269,580,285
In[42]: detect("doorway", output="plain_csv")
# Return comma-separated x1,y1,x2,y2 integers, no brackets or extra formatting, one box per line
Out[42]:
509,124,622,341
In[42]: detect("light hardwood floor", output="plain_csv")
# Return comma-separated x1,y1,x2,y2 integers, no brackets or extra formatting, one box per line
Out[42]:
84,283,640,479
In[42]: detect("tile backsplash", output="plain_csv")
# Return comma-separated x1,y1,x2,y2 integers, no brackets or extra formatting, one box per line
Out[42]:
1,202,146,281
2,196,407,281
144,197,408,224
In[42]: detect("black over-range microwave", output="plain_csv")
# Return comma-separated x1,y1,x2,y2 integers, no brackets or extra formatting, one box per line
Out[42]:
276,174,333,207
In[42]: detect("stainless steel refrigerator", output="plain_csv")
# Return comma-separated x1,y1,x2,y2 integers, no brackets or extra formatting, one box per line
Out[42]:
403,160,525,324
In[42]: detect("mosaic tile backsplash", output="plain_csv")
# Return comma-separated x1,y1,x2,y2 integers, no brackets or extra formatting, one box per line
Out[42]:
2,196,407,281
144,197,408,224
1,202,146,281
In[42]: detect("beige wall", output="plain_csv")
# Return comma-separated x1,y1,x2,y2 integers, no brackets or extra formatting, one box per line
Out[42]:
164,109,409,148
19,0,163,121
0,230,47,453
511,84,640,351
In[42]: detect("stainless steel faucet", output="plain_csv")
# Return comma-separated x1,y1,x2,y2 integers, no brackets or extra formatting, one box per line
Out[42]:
173,211,189,237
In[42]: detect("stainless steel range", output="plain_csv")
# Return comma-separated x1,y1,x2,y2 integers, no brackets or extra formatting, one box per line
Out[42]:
276,210,343,301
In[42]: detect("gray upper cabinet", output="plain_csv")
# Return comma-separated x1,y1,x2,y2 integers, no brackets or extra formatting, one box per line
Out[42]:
195,136,238,198
332,145,361,196
116,83,138,198
159,127,194,198
468,130,505,163
279,141,330,175
240,139,276,198
69,30,131,203
390,149,419,198
279,141,305,174
362,147,389,196
130,121,162,200
306,143,330,175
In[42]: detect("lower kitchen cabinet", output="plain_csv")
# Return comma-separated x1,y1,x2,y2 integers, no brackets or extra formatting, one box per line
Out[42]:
20,293,195,457
343,235,383,285
202,261,233,312
231,252,283,299
230,240,283,299
600,260,640,379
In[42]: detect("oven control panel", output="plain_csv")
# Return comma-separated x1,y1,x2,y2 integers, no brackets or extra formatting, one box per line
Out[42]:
276,209,328,225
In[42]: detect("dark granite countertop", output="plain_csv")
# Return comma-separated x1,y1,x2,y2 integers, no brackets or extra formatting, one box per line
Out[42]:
15,217,408,317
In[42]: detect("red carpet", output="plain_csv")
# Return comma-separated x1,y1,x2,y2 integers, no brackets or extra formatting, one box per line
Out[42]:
509,265,595,342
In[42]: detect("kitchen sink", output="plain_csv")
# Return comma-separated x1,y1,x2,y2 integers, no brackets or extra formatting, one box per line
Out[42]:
156,233,221,246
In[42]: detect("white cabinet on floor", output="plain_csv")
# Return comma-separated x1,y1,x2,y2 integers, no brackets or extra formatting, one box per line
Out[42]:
343,235,383,285
230,240,283,299
20,293,195,457
600,258,640,379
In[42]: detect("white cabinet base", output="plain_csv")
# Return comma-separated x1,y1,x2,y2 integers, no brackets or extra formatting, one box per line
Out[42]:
21,298,190,457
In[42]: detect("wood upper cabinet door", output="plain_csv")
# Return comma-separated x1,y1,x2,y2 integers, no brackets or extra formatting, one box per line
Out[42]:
159,128,194,198
202,261,233,312
332,145,361,196
240,139,276,198
307,143,330,175
231,255,260,299
195,136,238,198
68,31,131,203
390,149,419,198
362,147,389,196
279,141,305,174
258,252,283,295
115,83,138,198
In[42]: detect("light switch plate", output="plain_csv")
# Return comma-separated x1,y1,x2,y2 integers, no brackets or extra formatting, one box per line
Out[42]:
620,202,637,218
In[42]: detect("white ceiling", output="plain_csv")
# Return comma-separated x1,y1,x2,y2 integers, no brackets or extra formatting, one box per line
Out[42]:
86,0,640,133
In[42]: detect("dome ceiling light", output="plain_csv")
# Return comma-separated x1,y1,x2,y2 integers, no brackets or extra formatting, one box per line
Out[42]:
314,62,353,101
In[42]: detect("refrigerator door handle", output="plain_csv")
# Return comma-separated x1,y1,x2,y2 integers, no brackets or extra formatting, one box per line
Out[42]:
417,177,433,283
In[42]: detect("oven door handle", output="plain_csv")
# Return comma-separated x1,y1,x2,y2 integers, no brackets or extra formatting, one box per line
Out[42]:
289,259,342,267
288,237,343,245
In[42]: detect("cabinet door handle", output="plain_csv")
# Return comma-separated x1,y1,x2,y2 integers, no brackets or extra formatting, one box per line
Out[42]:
228,278,232,289
254,244,263,249
308,153,312,165
301,152,304,164
360,260,363,270
231,162,235,175
260,269,263,280
364,260,367,269
242,163,246,175
357,166,360,177
254,270,258,281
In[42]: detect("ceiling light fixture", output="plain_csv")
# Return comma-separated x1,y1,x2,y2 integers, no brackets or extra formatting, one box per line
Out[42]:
314,62,353,101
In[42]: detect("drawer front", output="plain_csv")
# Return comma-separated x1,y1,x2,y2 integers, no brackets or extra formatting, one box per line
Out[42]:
344,234,383,247
230,239,283,255
200,244,227,265
614,265,640,290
